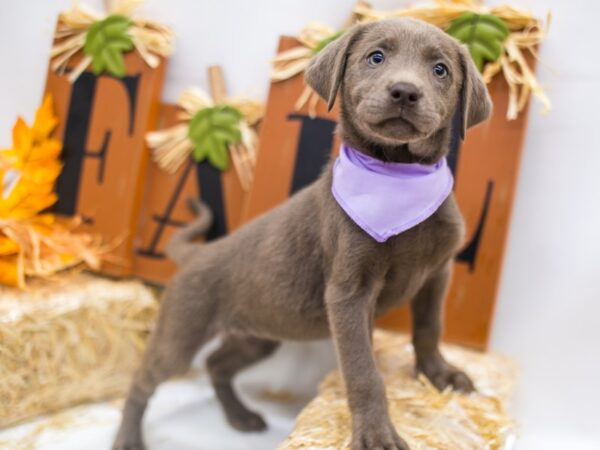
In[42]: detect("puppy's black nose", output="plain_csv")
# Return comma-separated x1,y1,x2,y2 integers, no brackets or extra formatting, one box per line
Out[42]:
389,82,422,106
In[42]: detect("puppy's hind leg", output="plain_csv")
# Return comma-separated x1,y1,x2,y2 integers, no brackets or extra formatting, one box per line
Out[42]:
112,277,218,450
207,335,280,432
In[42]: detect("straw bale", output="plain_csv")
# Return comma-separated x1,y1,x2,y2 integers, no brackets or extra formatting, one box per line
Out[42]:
0,273,157,428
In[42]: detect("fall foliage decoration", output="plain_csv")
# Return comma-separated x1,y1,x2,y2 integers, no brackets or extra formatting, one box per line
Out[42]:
50,0,173,82
271,0,550,120
446,12,510,71
0,95,104,287
84,14,134,78
187,105,244,171
146,88,264,191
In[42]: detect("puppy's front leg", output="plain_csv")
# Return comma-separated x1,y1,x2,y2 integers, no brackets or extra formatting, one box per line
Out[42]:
326,280,410,450
411,263,474,392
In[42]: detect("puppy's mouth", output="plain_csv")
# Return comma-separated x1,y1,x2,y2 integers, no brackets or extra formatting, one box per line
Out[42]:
378,114,419,133
354,98,440,145
367,111,425,141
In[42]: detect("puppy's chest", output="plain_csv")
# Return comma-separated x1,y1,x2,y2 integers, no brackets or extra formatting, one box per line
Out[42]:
391,211,463,262
381,205,464,299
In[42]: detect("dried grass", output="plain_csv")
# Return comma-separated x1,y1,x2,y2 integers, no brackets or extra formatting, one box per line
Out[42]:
279,331,518,450
0,273,157,428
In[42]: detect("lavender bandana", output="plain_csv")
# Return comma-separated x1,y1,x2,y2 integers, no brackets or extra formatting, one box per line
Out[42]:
331,144,454,243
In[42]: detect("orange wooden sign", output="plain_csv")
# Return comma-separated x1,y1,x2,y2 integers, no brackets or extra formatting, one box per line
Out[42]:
242,37,341,222
132,104,247,285
243,36,535,350
44,25,167,276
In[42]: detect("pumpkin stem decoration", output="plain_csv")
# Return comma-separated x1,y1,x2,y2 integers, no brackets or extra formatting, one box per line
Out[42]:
50,0,173,82
0,95,106,287
146,87,263,191
272,0,550,120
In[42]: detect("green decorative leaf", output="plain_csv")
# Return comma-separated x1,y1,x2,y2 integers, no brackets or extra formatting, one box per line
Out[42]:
446,12,509,71
312,30,345,54
84,15,133,78
187,105,243,171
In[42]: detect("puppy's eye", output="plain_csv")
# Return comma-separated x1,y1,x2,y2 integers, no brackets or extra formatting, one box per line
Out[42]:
433,63,449,78
367,51,385,66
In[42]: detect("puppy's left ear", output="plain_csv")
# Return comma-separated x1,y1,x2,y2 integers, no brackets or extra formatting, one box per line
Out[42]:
458,45,493,140
305,24,365,111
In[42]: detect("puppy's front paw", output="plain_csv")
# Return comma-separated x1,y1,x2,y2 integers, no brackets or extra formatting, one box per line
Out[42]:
112,436,145,450
226,408,267,432
418,358,474,392
112,426,145,450
351,420,410,450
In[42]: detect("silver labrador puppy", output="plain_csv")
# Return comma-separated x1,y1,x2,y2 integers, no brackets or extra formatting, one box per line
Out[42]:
113,18,491,450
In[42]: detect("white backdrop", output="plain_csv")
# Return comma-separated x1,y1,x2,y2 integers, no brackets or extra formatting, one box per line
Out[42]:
0,1,599,449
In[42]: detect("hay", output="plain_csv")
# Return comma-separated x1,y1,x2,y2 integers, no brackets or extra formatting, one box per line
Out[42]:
0,273,157,428
279,330,517,450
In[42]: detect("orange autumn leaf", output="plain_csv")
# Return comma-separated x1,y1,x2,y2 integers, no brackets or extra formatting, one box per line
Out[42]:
0,95,106,288
0,257,19,286
0,95,62,220
32,95,59,140
30,213,56,227
21,160,62,185
3,139,62,166
0,236,19,255
12,118,33,157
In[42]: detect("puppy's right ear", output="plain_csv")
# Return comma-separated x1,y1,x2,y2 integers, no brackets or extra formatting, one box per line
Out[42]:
304,24,365,111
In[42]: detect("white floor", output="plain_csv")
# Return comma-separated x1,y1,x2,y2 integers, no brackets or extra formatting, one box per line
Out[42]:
2,340,599,450
0,341,338,450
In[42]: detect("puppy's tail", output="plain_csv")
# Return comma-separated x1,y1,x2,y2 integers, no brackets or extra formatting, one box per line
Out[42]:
166,198,213,265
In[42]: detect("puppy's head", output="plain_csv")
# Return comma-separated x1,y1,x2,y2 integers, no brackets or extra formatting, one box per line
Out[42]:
305,18,492,161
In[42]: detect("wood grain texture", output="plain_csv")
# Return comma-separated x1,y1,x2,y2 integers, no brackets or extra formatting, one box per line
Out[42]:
241,37,341,223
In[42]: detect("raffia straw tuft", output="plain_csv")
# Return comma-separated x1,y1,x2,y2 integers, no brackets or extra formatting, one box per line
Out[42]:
0,216,109,288
271,22,342,118
50,0,173,83
0,273,157,428
271,23,336,82
145,88,264,191
279,331,518,450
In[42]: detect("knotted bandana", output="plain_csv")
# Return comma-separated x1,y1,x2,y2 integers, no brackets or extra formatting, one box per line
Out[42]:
331,144,454,242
